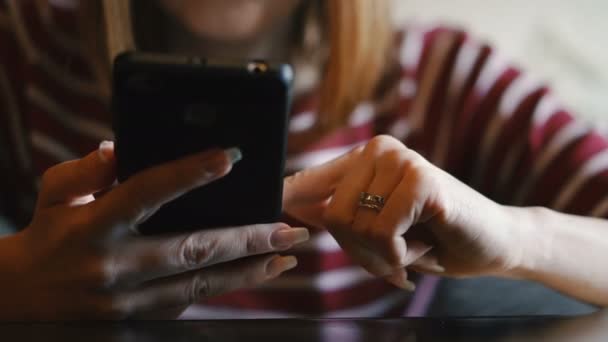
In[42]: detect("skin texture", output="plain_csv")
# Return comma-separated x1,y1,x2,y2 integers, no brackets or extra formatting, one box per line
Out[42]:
154,0,303,60
158,0,302,43
1,0,607,320
0,143,309,320
0,0,309,320
283,136,608,306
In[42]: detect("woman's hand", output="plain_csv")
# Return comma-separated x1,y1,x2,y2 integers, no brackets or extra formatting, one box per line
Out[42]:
1,142,309,320
284,135,520,289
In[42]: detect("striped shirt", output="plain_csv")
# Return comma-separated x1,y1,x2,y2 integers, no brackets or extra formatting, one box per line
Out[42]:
2,0,608,318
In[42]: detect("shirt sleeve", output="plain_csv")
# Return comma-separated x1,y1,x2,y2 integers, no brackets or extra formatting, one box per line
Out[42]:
379,24,608,218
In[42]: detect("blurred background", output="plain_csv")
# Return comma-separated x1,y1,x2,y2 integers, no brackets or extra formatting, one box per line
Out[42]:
391,1,606,315
392,0,608,128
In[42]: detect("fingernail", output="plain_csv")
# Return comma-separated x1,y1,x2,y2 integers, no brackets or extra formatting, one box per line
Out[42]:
411,253,445,274
399,280,417,292
266,255,298,278
224,147,243,165
422,264,446,273
270,227,310,250
201,150,231,177
384,272,416,291
98,141,114,163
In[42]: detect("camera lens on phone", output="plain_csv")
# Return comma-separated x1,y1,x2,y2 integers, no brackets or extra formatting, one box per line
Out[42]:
247,61,268,74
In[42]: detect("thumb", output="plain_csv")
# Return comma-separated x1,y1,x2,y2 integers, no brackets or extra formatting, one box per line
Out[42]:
283,145,363,207
37,141,117,208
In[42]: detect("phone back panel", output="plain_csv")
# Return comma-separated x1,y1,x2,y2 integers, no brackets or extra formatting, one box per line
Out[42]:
112,53,292,234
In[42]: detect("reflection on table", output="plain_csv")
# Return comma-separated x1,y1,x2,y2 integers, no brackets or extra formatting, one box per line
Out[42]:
1,310,607,342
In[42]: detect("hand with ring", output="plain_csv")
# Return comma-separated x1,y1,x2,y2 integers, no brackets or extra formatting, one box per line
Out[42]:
283,135,523,290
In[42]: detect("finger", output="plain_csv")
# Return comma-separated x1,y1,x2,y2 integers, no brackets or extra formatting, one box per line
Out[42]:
352,150,406,247
285,199,329,230
338,234,431,279
382,242,434,290
114,223,309,284
323,151,375,233
38,141,116,208
409,250,446,274
356,168,436,276
120,254,297,317
324,137,407,234
282,144,363,207
94,147,241,229
334,232,400,277
373,172,427,241
383,269,416,291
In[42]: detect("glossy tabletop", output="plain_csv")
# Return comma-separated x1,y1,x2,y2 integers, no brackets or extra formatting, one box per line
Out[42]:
1,310,607,342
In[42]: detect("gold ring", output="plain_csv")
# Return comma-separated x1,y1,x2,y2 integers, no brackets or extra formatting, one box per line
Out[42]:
359,192,385,212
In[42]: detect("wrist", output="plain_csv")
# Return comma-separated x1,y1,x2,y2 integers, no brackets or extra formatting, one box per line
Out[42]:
499,206,553,281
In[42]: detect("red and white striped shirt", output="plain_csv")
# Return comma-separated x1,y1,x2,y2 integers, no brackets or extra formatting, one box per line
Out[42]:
2,0,607,318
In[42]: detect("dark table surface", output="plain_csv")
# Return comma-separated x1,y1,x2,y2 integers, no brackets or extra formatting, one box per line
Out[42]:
2,311,607,342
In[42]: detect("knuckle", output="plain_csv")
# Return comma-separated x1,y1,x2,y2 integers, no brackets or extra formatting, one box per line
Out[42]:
39,165,65,194
243,227,257,254
352,144,366,155
242,225,267,254
100,261,120,289
365,136,385,155
377,149,405,171
348,144,366,159
243,264,267,285
176,233,214,269
409,167,436,194
418,170,436,189
367,135,402,153
39,160,80,192
39,168,56,190
187,275,212,302
86,254,120,289
403,160,428,186
402,150,426,169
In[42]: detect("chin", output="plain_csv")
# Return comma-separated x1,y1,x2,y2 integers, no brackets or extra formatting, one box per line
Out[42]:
186,19,268,44
160,0,278,43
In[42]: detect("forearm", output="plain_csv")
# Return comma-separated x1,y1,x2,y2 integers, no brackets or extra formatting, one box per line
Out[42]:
505,206,608,306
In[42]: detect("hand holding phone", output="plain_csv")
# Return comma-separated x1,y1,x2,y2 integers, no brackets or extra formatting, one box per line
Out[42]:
8,142,307,320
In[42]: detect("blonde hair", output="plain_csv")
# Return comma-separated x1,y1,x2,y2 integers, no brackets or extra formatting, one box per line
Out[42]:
99,0,393,130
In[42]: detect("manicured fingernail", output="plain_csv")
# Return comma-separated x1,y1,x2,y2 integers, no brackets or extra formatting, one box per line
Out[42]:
270,227,310,250
98,141,114,163
384,272,416,291
422,264,446,273
399,280,417,292
200,150,231,177
224,147,243,165
266,255,298,278
411,253,445,274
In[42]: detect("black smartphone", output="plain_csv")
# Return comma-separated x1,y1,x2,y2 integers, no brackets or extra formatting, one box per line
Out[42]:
112,52,293,235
